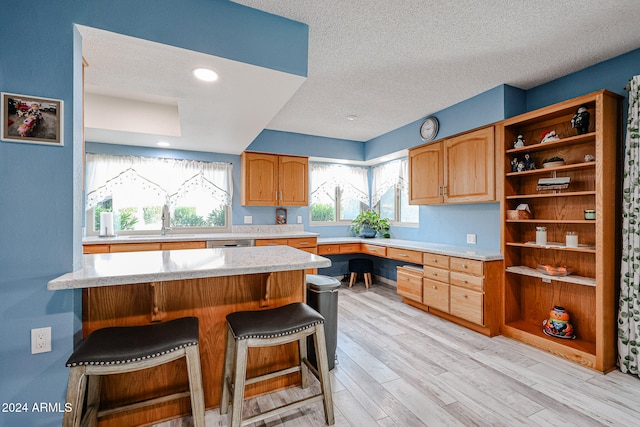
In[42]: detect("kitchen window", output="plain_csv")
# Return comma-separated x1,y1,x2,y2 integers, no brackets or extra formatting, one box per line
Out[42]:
372,159,418,225
309,163,369,224
85,153,232,234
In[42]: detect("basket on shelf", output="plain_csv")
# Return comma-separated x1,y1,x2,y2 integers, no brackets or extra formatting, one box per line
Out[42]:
507,209,532,220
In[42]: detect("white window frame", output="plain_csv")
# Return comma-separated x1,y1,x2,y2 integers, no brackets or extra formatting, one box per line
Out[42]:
372,158,418,226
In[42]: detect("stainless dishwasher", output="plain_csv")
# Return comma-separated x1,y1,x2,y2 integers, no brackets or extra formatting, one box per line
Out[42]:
206,239,254,248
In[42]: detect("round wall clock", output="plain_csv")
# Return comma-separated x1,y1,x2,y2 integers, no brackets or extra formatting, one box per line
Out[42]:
419,116,439,142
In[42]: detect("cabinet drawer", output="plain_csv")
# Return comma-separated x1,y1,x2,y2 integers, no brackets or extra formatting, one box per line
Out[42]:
287,238,317,248
387,247,423,264
423,279,450,313
339,244,360,254
161,241,206,250
361,244,386,257
299,247,318,254
450,272,483,292
318,244,340,255
396,267,423,302
83,244,110,254
254,239,286,246
423,253,450,269
110,243,162,252
450,257,483,276
450,286,483,325
423,265,449,283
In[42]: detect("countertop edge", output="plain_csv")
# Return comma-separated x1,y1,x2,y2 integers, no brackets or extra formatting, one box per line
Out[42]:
317,237,503,261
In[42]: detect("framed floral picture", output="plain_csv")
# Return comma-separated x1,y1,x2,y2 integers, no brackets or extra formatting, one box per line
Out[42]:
1,92,64,146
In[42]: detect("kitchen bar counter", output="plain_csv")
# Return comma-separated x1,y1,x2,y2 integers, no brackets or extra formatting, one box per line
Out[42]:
48,246,330,427
48,245,329,290
317,237,503,261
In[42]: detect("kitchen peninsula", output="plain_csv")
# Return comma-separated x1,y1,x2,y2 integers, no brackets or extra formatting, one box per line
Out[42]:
49,246,330,427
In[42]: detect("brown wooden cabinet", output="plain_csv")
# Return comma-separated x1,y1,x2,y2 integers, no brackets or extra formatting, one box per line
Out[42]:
241,151,308,206
499,90,621,372
409,126,496,205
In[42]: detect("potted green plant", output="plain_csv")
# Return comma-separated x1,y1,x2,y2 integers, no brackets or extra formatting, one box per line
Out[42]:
350,210,390,238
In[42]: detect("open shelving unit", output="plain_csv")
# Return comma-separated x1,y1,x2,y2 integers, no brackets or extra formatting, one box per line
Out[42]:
498,90,622,372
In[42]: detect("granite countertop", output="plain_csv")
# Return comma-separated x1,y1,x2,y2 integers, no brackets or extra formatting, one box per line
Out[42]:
317,237,503,261
83,231,319,245
48,246,330,290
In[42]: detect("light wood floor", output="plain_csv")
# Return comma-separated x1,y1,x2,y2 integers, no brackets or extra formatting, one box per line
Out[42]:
155,281,640,427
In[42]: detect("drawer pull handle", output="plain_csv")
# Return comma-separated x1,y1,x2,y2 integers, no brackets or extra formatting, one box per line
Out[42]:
462,280,467,284
432,285,437,289
398,254,407,257
300,241,309,245
461,294,468,298
432,272,437,276
462,264,468,269
432,259,437,262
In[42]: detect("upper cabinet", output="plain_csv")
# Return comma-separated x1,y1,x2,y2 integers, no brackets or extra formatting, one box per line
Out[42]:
409,126,496,205
241,152,308,206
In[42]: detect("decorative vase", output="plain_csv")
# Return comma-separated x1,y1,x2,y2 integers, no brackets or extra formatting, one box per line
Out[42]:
542,306,576,339
359,225,376,238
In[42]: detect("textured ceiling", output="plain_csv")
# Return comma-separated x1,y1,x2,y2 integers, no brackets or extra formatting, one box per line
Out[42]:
233,0,640,142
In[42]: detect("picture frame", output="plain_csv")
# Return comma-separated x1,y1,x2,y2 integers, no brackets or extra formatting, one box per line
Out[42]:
276,208,287,225
1,92,64,146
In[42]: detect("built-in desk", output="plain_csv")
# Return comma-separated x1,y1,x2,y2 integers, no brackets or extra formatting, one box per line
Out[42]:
317,237,503,336
49,246,330,427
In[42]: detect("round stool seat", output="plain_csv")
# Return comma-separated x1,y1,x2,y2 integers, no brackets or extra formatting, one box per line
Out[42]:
66,317,199,367
349,258,373,274
226,302,324,341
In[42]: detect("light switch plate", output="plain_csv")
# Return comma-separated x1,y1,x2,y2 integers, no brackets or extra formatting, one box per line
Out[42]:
243,216,252,224
297,215,302,224
466,234,477,244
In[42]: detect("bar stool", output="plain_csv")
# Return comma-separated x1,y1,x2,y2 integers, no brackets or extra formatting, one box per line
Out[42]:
349,258,373,288
220,302,334,427
63,317,205,427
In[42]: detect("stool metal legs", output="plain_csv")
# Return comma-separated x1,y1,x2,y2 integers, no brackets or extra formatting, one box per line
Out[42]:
220,323,335,426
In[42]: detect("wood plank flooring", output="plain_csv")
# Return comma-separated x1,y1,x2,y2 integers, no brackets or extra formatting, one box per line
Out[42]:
154,281,640,427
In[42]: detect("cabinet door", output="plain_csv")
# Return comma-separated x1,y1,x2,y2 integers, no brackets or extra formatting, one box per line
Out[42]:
443,127,495,203
241,152,278,206
278,155,308,206
423,278,449,312
409,142,443,204
450,286,483,325
397,267,423,302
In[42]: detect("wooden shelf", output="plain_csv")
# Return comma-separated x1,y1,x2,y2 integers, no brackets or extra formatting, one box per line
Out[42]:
506,190,595,200
506,219,595,224
506,265,596,286
502,321,596,356
506,132,595,155
506,241,596,254
506,161,595,177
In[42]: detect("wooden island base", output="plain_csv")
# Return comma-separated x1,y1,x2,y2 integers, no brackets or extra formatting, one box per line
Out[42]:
82,269,306,427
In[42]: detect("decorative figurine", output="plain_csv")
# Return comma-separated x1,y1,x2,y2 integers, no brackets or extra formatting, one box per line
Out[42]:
542,306,576,339
511,157,519,172
517,160,526,172
571,105,590,134
524,153,536,170
513,134,525,148
540,130,560,143
584,154,595,162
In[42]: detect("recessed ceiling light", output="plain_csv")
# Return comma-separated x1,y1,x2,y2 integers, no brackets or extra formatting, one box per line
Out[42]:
346,115,358,121
193,68,218,82
157,141,171,147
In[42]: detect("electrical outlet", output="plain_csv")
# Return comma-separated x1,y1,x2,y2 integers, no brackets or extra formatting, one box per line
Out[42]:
243,216,252,224
31,327,52,354
466,234,477,244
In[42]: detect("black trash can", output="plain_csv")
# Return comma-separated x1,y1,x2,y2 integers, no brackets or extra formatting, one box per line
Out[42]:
306,274,340,370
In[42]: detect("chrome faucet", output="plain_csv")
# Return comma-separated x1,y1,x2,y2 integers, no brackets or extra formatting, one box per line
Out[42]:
161,204,171,236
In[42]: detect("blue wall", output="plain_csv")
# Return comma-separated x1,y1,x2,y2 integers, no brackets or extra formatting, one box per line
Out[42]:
0,1,308,426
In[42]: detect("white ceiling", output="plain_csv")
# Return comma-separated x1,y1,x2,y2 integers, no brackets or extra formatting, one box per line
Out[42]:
81,1,640,154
